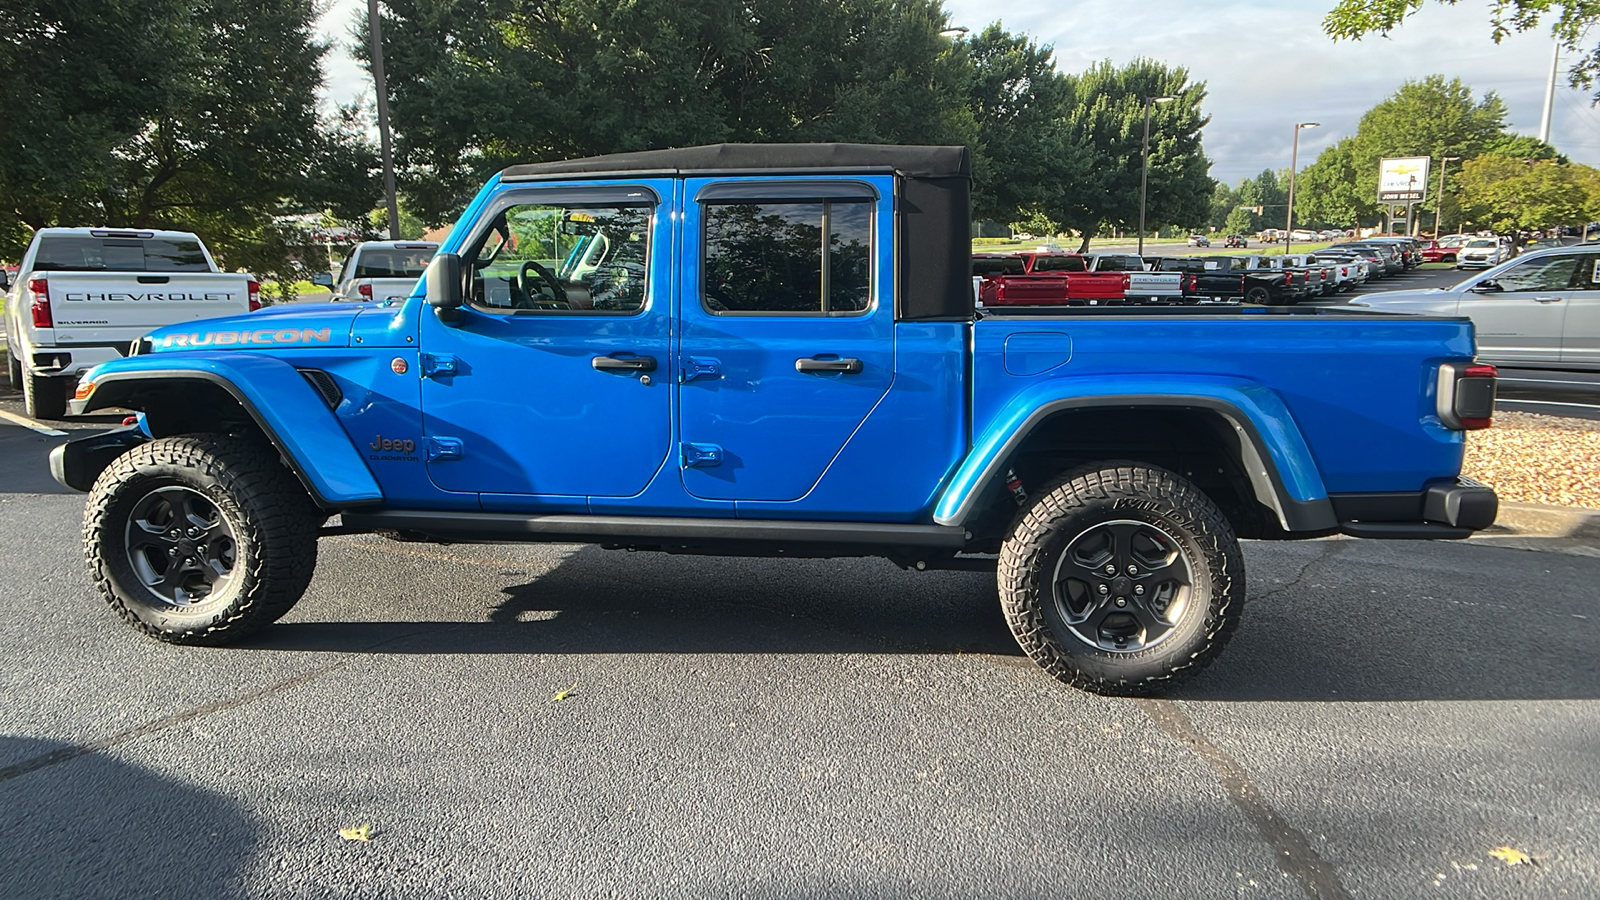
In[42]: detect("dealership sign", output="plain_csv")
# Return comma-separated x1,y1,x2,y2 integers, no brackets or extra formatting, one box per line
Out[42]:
1378,157,1430,202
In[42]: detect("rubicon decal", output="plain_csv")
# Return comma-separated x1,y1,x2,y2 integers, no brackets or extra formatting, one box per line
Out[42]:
65,292,237,303
152,328,333,349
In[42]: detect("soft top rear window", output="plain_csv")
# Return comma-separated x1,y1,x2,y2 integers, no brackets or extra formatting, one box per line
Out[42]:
32,236,210,272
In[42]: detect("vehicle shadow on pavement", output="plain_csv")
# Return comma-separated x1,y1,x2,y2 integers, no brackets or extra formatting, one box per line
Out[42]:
250,544,1024,659
0,736,260,899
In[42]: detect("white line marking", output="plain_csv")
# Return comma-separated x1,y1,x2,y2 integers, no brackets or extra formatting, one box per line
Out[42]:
1498,399,1600,410
0,408,67,436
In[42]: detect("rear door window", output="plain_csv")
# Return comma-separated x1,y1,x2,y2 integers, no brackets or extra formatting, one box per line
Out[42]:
702,201,873,315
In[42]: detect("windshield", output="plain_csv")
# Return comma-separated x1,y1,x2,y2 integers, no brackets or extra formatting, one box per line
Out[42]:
1466,239,1497,248
32,236,210,272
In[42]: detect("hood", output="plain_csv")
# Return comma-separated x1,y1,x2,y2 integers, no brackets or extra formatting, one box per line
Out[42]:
144,302,359,353
1346,288,1459,311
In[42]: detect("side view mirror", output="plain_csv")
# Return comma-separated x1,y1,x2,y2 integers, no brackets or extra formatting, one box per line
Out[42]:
0,270,9,291
425,252,464,323
311,272,335,289
1470,280,1501,294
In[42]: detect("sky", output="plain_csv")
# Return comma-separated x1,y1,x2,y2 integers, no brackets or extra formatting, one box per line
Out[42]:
315,0,1598,188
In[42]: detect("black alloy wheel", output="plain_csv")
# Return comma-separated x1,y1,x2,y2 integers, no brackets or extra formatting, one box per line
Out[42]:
1050,519,1193,653
123,485,240,607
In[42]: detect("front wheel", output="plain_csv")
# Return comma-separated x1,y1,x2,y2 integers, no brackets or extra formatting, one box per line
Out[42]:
998,463,1245,696
84,434,321,644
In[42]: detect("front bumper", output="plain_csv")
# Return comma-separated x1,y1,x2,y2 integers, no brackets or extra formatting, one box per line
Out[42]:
1331,477,1499,539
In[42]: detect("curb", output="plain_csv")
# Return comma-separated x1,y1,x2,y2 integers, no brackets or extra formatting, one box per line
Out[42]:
1474,501,1600,555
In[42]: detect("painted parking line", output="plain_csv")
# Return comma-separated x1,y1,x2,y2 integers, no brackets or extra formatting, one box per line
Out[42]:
0,408,67,436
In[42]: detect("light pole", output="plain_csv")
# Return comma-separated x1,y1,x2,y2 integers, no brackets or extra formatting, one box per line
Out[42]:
938,26,969,37
1434,156,1459,239
1138,95,1176,256
368,0,400,240
1283,122,1319,256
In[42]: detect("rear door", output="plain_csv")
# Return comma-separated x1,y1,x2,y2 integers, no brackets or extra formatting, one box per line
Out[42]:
1459,253,1577,365
1561,253,1600,367
677,176,894,502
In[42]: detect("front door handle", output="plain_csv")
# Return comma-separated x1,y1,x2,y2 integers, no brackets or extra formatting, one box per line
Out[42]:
795,357,863,374
1533,296,1563,304
592,355,657,372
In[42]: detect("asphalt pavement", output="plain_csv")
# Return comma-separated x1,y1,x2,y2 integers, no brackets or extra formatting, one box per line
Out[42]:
1,378,1599,898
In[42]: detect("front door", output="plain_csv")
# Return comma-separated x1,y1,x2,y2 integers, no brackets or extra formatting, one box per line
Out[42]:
418,183,673,498
677,177,895,503
1460,253,1576,366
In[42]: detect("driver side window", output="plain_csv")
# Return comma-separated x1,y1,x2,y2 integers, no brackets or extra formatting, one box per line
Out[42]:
467,202,651,314
1485,255,1578,294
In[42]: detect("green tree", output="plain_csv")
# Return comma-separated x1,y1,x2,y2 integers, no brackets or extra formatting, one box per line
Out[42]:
1295,138,1366,228
375,0,975,225
1457,155,1600,231
1324,1,1600,94
1221,206,1255,235
0,0,379,270
1053,58,1213,250
1235,169,1286,233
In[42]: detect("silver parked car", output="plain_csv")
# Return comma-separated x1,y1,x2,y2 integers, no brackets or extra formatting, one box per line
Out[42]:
1348,245,1600,369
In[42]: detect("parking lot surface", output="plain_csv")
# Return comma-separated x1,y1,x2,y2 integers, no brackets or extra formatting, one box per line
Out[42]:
1,396,1598,898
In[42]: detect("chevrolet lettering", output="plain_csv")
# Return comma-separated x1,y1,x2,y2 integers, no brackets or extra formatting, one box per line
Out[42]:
51,144,1499,699
64,292,236,303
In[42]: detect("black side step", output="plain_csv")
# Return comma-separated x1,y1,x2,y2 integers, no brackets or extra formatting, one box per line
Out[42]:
339,510,968,549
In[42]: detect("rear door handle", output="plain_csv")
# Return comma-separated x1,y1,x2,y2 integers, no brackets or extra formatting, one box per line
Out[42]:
592,355,657,372
1533,296,1563,304
795,357,863,374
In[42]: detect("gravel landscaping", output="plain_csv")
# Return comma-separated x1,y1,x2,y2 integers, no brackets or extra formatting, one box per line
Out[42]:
1464,411,1600,510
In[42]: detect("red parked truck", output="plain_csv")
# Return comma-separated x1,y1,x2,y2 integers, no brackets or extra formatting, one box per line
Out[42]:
973,252,1129,307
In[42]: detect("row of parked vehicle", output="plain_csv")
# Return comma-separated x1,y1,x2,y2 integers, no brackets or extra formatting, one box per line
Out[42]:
971,236,1436,310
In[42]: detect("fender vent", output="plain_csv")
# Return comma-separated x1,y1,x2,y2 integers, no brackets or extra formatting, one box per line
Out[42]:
298,369,343,409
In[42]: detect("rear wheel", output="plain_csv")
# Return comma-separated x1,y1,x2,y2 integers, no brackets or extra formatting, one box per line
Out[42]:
7,349,21,389
998,463,1245,695
1243,286,1273,305
23,369,67,419
84,434,320,644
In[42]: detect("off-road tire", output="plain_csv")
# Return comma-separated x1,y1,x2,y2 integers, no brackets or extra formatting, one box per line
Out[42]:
84,434,320,645
23,370,67,419
998,462,1245,696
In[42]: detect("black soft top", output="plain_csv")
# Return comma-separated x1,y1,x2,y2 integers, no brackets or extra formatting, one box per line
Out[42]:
500,143,970,181
501,143,973,322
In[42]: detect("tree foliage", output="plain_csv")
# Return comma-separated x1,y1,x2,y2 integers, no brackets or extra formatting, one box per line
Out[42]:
1293,76,1507,230
1457,155,1600,231
375,4,1214,243
1324,1,1600,94
0,0,379,269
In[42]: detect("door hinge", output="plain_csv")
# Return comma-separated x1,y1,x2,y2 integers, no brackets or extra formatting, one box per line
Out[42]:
419,353,459,379
679,356,721,383
680,442,723,468
425,436,464,461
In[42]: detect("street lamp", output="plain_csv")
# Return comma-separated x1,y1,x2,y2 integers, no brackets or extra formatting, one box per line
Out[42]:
938,26,969,38
368,0,400,239
1138,96,1177,256
1283,122,1320,256
1434,156,1460,239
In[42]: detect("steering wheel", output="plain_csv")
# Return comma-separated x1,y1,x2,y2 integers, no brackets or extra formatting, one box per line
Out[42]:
515,261,568,309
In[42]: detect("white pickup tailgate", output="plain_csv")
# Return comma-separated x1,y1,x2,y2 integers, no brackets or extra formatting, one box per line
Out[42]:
1128,272,1183,296
42,271,253,347
352,276,423,301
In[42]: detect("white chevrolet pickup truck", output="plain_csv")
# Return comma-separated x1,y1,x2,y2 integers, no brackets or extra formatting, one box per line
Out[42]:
2,228,257,417
316,241,437,302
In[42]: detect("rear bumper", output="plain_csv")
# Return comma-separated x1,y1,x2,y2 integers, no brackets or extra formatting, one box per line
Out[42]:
1331,477,1499,539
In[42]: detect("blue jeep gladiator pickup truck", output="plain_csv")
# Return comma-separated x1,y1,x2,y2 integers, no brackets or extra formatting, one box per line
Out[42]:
53,144,1499,695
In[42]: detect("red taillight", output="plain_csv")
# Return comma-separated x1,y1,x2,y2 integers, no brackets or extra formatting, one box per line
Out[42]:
28,278,51,328
358,283,373,299
1437,363,1497,430
247,279,261,312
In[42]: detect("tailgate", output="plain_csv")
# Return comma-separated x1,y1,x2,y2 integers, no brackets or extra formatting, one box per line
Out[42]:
1128,273,1182,295
46,272,252,346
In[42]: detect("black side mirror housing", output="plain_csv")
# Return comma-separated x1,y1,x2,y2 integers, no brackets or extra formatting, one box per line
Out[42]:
0,270,10,291
425,252,464,323
1470,279,1501,294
